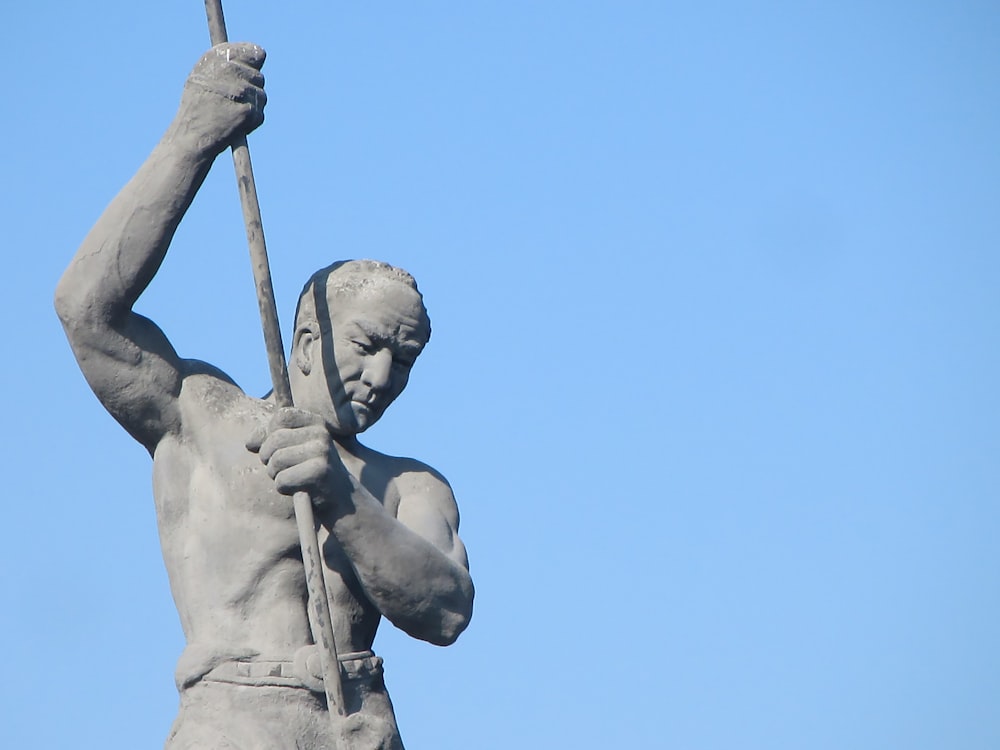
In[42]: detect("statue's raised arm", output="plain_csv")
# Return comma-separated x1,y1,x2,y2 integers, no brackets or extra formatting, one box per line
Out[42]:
54,43,266,452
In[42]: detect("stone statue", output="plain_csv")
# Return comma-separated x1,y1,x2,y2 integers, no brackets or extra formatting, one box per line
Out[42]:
54,43,474,750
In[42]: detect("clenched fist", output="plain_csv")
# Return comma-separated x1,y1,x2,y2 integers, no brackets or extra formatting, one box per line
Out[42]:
173,42,267,156
247,407,354,507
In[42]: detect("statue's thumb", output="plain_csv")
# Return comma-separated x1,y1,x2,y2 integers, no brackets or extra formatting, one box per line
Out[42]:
245,424,267,453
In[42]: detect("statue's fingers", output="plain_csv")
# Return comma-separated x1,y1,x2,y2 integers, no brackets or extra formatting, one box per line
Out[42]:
209,41,266,70
271,407,322,430
274,457,326,495
265,438,328,474
220,57,265,88
256,427,294,464
186,73,265,106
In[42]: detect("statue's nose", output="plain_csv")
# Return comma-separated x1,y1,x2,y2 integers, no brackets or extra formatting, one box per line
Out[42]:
361,348,393,391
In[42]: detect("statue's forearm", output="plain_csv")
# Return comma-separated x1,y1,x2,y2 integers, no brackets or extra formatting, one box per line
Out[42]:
327,484,474,646
57,126,216,322
58,45,266,324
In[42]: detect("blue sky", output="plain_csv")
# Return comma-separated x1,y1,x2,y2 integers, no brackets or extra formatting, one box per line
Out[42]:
3,2,999,748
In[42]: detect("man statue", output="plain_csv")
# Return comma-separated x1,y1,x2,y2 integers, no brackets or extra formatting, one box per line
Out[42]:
55,43,473,749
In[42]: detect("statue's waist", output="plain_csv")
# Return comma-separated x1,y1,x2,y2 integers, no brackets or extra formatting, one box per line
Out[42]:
177,644,381,693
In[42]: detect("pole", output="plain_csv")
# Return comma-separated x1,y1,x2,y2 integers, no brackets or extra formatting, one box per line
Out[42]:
203,0,346,718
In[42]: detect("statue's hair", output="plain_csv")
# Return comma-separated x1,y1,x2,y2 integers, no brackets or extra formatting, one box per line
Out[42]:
294,259,430,337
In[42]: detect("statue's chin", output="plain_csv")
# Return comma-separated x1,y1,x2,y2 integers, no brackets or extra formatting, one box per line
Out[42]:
328,402,378,437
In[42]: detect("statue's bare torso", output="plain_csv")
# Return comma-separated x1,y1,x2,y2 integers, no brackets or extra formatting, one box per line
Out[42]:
158,367,420,667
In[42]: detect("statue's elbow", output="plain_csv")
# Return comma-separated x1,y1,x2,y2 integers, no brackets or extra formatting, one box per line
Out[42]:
405,577,473,646
430,580,474,646
54,271,95,333
434,606,473,647
53,276,77,328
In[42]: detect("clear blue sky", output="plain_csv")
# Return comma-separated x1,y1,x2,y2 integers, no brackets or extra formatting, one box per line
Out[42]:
3,2,998,748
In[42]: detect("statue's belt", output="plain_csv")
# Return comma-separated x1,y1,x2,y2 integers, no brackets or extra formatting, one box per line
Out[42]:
202,647,382,693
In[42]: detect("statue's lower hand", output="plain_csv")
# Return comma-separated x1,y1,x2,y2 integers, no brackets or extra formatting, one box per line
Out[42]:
248,407,348,505
175,42,267,155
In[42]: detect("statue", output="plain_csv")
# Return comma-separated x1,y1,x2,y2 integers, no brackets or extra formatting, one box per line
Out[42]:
54,40,474,750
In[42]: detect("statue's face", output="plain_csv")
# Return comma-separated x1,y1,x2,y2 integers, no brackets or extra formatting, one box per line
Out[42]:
296,281,429,436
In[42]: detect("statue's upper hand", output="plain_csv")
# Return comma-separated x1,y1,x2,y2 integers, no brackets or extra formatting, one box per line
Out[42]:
247,407,349,504
176,42,267,155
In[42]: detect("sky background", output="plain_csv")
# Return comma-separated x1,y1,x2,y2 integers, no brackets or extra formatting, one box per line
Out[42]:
3,1,999,748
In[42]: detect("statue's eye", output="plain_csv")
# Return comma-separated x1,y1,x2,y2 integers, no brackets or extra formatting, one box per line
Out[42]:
350,339,374,354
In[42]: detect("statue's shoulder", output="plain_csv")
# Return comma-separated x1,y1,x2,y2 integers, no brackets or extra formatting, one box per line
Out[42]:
358,445,447,485
367,450,461,531
175,358,266,425
359,447,454,515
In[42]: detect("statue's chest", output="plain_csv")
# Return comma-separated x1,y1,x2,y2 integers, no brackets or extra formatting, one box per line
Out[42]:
160,395,296,526
200,431,296,522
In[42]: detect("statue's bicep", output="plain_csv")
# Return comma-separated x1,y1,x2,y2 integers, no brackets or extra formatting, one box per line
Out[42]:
68,312,184,449
396,485,466,566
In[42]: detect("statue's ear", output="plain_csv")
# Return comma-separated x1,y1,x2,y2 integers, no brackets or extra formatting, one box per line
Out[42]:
292,323,320,376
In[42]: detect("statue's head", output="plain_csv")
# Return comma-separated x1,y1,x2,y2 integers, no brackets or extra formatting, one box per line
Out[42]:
290,260,431,436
